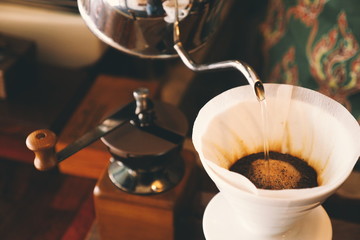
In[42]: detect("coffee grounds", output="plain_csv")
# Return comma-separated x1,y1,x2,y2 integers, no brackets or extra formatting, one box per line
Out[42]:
230,151,318,190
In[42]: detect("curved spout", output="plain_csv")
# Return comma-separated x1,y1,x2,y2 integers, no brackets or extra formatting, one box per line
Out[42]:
173,42,265,101
172,0,265,101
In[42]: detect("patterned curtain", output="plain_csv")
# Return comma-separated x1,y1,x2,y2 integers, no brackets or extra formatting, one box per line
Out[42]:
261,0,360,122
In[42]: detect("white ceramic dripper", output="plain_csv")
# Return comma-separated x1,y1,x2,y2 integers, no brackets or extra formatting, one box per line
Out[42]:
192,84,360,237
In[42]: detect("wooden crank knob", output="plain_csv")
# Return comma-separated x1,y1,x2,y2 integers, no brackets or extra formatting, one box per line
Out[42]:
26,129,58,171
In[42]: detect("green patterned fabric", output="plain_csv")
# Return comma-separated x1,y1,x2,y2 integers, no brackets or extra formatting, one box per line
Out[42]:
261,0,360,122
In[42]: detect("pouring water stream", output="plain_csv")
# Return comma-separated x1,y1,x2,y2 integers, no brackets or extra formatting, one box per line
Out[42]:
171,0,270,192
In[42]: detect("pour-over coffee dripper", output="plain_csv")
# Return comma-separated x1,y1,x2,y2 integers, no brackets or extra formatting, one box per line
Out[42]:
192,84,360,239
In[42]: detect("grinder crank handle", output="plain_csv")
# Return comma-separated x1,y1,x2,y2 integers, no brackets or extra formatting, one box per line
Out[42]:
25,88,156,171
25,123,125,171
25,121,129,171
26,100,138,171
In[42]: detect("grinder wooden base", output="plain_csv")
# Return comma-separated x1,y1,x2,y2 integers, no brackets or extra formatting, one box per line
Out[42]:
94,150,199,240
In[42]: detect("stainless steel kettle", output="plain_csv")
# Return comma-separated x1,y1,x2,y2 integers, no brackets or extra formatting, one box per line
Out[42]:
77,0,234,58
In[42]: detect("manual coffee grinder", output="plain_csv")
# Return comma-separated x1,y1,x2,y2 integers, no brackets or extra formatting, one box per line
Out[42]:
26,87,199,240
